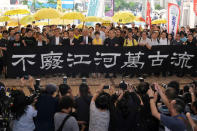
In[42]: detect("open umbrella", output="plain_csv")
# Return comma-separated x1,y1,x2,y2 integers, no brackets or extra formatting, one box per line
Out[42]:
152,19,167,24
50,18,72,25
4,9,30,16
20,15,35,25
7,18,21,26
34,8,61,24
112,11,135,24
61,12,85,20
0,16,10,22
34,21,48,26
83,16,103,22
4,9,30,25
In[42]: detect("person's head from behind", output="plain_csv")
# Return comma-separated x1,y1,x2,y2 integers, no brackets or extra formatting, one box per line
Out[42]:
183,85,190,93
94,31,100,39
11,90,28,120
167,81,180,95
59,84,71,97
95,92,110,110
169,98,185,115
14,32,21,41
136,82,149,95
45,84,58,97
79,83,90,97
59,96,74,113
165,88,178,101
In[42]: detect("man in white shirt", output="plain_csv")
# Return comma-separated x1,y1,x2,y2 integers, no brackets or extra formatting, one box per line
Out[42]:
160,32,168,45
138,31,152,49
150,32,160,46
92,23,105,41
50,28,63,45
80,28,92,45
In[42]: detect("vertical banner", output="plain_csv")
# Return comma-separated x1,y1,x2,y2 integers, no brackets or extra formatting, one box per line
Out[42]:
105,0,114,17
168,3,181,37
146,0,151,28
194,0,197,16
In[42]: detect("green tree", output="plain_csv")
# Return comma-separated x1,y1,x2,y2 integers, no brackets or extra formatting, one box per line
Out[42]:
47,0,56,4
155,4,163,10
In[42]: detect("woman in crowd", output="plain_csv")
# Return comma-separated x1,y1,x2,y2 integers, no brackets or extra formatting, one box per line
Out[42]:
92,31,103,45
167,33,173,45
75,83,92,131
54,96,79,131
89,86,110,131
123,31,138,47
11,90,37,131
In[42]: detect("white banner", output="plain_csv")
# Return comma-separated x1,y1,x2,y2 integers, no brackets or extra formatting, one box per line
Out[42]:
168,3,181,37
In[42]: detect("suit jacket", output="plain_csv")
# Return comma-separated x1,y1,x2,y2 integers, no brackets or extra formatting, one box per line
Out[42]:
79,36,93,45
36,41,47,46
49,36,63,46
62,38,79,46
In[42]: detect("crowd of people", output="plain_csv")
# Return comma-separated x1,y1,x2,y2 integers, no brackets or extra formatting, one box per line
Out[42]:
0,23,197,77
0,23,197,131
0,76,197,131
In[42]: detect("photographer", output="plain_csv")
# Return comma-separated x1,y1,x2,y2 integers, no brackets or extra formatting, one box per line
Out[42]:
54,96,79,131
35,84,58,131
147,83,188,131
89,85,110,131
75,83,92,131
11,76,37,131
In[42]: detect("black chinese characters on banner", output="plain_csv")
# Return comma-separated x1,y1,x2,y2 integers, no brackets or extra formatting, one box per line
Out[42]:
7,45,197,77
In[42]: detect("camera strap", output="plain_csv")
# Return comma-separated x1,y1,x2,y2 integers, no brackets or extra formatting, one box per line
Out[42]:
57,114,71,131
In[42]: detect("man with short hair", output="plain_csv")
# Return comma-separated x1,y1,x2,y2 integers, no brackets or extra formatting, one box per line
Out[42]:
79,28,92,45
22,29,36,47
50,28,63,45
147,84,188,131
172,33,183,45
92,23,105,41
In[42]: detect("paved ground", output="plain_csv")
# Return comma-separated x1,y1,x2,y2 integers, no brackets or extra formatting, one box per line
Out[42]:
1,75,196,96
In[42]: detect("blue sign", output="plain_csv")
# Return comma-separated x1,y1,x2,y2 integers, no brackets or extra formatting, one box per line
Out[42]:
28,0,74,9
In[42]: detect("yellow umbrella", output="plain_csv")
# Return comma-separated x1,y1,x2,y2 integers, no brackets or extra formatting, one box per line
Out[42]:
20,15,35,25
4,9,30,16
7,18,20,26
61,12,85,20
34,8,61,21
0,16,10,22
50,18,72,25
152,19,167,24
83,16,103,22
34,21,48,26
112,11,135,24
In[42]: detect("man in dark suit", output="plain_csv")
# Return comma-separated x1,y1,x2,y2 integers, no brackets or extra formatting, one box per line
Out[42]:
63,29,79,46
79,28,92,45
49,28,63,46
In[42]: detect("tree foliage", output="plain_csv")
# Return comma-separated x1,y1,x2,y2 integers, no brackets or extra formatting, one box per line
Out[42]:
114,0,138,11
155,4,163,10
